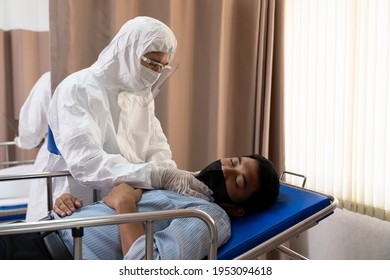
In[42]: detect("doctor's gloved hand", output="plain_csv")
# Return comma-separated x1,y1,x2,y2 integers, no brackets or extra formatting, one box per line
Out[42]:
151,167,213,201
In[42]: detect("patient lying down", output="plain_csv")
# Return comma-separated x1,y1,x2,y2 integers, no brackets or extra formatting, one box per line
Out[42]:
0,155,279,260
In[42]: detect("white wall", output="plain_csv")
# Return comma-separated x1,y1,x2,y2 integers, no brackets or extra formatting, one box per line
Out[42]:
289,208,390,259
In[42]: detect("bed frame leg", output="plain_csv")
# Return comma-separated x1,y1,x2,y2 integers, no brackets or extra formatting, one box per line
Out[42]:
275,245,309,260
72,227,84,260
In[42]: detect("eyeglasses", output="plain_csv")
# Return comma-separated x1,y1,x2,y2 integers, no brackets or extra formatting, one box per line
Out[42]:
141,56,171,72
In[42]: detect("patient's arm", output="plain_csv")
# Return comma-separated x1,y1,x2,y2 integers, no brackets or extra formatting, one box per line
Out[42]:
53,193,83,217
103,183,144,256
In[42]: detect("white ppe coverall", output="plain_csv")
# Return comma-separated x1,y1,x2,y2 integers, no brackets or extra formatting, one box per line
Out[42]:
15,71,51,155
15,71,52,222
29,17,178,221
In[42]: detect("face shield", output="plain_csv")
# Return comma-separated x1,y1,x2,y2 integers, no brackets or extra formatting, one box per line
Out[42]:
139,61,178,106
151,62,178,98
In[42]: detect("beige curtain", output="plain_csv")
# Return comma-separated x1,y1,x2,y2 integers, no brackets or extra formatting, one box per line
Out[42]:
49,0,284,174
254,0,285,173
0,30,50,163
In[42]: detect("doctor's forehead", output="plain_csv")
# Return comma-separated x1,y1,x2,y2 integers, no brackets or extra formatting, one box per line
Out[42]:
144,51,169,61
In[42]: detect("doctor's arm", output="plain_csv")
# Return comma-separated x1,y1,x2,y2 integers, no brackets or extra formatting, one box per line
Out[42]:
50,88,155,190
146,110,176,169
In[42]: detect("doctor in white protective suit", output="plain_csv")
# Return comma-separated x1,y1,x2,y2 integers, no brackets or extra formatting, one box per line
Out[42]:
27,16,210,221
15,71,51,166
14,71,53,222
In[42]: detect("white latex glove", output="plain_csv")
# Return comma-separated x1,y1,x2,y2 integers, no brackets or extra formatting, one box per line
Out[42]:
190,170,201,177
151,167,213,201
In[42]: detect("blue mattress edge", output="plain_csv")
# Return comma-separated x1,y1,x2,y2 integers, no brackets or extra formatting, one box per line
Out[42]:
217,183,333,259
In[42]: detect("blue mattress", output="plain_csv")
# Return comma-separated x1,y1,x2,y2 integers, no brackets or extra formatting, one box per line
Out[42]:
217,183,332,259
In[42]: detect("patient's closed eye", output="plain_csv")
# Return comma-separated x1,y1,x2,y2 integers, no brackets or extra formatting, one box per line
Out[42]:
231,158,240,167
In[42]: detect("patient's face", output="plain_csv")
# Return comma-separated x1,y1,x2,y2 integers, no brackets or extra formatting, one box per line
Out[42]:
220,157,260,204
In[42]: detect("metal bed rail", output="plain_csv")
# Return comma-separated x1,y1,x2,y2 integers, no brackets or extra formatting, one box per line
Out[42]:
280,171,307,188
0,141,35,167
0,171,71,212
0,208,217,260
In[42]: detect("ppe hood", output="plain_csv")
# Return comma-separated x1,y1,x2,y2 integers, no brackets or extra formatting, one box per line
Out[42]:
90,16,177,94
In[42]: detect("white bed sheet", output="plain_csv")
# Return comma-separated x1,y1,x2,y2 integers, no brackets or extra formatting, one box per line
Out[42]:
0,164,34,223
0,164,34,200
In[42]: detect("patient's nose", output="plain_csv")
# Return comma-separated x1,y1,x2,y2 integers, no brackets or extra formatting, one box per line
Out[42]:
222,165,240,177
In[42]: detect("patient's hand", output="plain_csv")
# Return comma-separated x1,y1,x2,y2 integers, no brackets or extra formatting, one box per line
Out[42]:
103,183,143,213
53,193,83,217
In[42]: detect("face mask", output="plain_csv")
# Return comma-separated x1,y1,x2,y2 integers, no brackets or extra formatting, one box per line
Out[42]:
196,160,234,205
140,65,161,88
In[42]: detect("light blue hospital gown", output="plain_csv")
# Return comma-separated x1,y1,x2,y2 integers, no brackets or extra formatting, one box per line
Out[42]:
51,190,231,260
